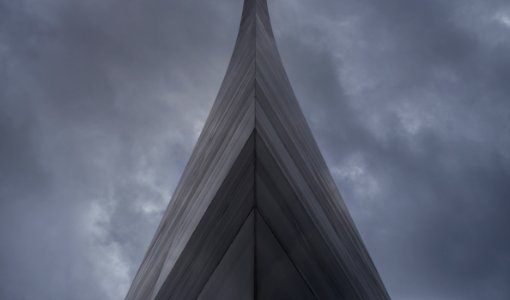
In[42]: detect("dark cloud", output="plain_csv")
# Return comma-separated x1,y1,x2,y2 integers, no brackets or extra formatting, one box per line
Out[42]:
0,0,241,298
271,0,510,299
1,0,509,299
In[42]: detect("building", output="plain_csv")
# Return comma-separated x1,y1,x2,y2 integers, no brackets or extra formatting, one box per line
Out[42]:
126,0,389,299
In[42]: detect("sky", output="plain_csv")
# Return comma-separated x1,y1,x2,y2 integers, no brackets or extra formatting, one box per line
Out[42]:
1,0,509,299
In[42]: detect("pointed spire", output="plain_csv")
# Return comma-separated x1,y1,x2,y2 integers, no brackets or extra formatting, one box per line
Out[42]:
126,1,390,299
238,0,270,32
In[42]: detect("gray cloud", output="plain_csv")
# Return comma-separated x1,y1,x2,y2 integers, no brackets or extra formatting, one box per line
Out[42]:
271,0,510,299
1,0,509,299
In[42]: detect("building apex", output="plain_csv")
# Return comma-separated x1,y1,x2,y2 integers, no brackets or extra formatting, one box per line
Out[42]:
125,2,390,299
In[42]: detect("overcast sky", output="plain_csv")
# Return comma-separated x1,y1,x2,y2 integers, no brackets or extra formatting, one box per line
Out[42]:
1,0,510,299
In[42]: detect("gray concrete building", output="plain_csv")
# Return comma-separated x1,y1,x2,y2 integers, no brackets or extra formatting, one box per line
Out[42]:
126,0,389,299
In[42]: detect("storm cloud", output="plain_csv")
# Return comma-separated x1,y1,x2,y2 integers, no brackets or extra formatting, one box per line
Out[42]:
1,0,509,299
